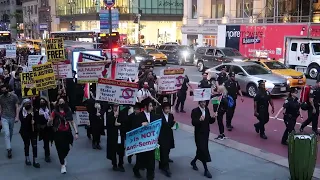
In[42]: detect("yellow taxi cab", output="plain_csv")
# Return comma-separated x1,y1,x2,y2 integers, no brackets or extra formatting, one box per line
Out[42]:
26,39,42,52
245,58,306,88
144,48,167,66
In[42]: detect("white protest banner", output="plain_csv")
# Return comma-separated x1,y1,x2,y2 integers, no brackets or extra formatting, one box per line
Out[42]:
27,55,47,71
78,52,106,62
193,88,211,101
96,78,139,105
77,61,110,83
115,63,139,80
5,44,16,58
53,61,72,79
158,68,185,94
76,106,90,125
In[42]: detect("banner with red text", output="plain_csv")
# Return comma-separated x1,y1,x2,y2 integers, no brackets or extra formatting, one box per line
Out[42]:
53,61,72,79
95,78,139,104
77,61,111,83
158,68,185,94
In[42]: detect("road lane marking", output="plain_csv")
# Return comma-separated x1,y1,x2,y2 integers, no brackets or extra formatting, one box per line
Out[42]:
269,116,320,130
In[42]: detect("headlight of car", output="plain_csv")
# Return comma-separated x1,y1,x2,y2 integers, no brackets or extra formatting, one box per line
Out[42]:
135,56,143,62
287,80,290,85
182,51,189,57
152,56,156,60
265,81,275,89
163,55,167,59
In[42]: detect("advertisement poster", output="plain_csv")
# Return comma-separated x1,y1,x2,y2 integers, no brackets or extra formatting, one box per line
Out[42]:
115,63,139,80
27,55,47,71
32,62,57,91
193,88,211,101
75,106,90,125
125,119,162,156
225,24,320,59
45,38,65,62
77,61,110,83
53,61,73,79
20,72,39,97
95,78,139,104
158,68,185,94
5,44,16,58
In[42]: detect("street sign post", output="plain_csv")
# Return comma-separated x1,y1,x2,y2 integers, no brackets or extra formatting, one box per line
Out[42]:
104,0,115,8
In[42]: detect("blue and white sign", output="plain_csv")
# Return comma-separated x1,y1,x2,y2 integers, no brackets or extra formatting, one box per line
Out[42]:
104,0,115,7
99,9,119,32
125,119,162,156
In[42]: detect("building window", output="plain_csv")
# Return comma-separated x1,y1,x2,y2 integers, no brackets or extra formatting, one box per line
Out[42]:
236,0,253,18
192,0,197,18
30,5,33,14
211,0,225,18
35,5,38,14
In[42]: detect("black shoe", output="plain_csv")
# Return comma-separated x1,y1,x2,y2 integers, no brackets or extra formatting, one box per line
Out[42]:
215,134,224,140
128,156,132,164
92,143,97,149
33,161,40,168
168,158,173,163
299,127,304,133
180,110,186,113
133,169,142,178
162,169,172,177
281,141,288,146
204,170,212,178
112,165,118,171
254,124,259,134
45,156,51,163
7,149,12,159
87,134,91,139
96,144,102,150
260,134,268,139
190,161,198,171
226,125,232,131
118,165,125,172
25,157,31,166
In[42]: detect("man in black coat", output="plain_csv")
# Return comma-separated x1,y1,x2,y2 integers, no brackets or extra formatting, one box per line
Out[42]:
132,99,158,180
191,100,216,178
158,102,175,177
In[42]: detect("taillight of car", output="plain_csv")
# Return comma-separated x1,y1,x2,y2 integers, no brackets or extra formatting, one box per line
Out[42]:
113,48,118,52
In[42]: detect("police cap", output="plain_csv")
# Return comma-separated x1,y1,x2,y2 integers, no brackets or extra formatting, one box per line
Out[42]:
258,80,266,84
229,72,235,77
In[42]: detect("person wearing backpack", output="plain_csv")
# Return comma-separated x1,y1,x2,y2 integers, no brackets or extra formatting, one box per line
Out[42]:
300,80,320,134
223,72,244,131
213,85,230,140
48,97,79,174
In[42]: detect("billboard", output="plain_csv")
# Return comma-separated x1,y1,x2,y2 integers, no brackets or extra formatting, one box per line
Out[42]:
224,24,320,59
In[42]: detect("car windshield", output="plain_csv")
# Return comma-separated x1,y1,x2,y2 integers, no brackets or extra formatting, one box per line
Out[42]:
242,64,271,75
129,48,146,55
312,43,320,55
222,49,242,56
145,49,159,54
263,61,287,69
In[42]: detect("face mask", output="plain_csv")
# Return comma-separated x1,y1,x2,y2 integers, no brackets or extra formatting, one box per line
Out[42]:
40,103,46,107
25,105,32,110
59,103,65,108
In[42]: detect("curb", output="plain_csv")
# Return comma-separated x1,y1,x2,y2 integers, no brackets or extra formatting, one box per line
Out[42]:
177,122,320,179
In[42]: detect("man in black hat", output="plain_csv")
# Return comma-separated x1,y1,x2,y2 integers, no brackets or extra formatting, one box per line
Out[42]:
223,72,244,131
254,80,274,139
198,72,211,106
158,100,175,177
300,79,320,134
215,66,228,86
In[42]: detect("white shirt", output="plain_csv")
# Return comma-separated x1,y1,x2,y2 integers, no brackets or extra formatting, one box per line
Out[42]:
137,88,151,102
199,106,206,117
163,112,169,122
144,111,151,123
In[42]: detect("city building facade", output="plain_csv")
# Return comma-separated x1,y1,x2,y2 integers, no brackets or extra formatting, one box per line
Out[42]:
22,0,39,39
182,0,320,47
0,0,23,38
53,0,183,44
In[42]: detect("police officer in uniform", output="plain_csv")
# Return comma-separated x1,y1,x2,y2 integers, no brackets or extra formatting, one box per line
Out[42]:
275,88,301,145
224,72,244,131
253,80,274,139
300,79,320,134
198,72,211,106
215,66,228,86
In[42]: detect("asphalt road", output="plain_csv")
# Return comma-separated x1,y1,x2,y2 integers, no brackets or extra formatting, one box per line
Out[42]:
153,64,317,85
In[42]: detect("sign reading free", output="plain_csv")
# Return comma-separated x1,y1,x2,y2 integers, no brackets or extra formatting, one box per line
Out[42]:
45,38,65,62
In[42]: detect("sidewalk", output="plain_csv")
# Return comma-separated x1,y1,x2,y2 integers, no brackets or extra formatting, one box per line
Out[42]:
0,123,296,180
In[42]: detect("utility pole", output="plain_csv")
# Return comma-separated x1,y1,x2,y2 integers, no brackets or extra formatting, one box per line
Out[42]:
307,0,314,38
108,6,113,60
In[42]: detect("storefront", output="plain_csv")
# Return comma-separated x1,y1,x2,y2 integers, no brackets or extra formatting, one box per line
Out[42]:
181,26,218,46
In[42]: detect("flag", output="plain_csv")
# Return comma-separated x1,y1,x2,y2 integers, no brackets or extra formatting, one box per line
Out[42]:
83,83,90,102
211,96,221,105
78,52,83,62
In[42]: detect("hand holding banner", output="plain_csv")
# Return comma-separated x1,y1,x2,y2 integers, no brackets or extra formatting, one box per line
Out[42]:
193,88,211,101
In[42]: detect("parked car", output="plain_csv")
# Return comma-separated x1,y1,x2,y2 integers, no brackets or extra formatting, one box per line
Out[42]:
157,44,194,65
245,58,307,88
117,47,155,68
145,48,167,66
194,47,245,72
206,62,289,97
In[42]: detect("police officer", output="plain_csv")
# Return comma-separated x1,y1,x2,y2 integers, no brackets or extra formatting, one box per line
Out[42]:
300,79,320,134
253,80,274,139
223,72,244,131
215,66,228,87
275,88,301,145
198,72,211,106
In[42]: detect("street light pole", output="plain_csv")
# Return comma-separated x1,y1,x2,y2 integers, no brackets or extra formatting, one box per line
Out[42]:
108,7,113,60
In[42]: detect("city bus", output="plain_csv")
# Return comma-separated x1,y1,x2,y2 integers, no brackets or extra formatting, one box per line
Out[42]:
0,31,11,47
50,30,120,49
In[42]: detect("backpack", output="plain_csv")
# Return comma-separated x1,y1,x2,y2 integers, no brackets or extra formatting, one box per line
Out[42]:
227,95,235,108
300,85,311,111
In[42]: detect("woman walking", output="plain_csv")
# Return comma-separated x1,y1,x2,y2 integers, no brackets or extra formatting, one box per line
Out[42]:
48,97,79,174
19,99,40,168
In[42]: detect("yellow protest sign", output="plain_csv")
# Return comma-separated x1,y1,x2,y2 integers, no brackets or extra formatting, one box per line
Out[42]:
32,62,57,91
45,38,65,62
20,72,39,98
